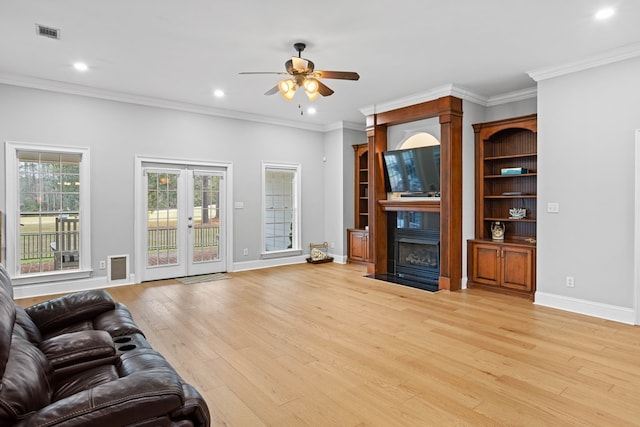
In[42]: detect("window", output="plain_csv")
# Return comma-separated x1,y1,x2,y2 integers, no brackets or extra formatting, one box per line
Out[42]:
5,142,91,281
262,163,301,256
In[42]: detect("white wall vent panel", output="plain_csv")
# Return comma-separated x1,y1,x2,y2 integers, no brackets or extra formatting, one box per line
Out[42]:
35,24,60,39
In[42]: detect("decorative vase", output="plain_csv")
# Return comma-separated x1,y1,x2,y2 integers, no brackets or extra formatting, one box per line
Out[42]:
491,221,505,241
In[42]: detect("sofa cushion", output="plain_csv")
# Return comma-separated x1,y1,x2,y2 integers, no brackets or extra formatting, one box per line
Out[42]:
0,287,15,378
23,370,186,427
53,364,119,401
14,306,43,344
0,264,13,299
0,333,53,424
42,320,94,340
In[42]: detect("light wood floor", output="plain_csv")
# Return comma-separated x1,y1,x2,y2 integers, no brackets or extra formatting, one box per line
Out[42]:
18,263,640,426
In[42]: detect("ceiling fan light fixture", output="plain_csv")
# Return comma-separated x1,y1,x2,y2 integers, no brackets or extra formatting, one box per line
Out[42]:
278,79,296,101
303,78,320,101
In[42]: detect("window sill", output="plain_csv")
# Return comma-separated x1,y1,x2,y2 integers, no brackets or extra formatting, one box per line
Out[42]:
260,249,302,260
12,269,93,286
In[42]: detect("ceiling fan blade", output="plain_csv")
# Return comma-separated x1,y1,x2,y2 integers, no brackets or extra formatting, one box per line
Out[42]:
314,70,360,81
317,80,334,97
264,85,279,95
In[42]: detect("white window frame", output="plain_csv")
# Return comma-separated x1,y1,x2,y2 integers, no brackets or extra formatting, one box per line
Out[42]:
4,141,92,284
261,162,301,258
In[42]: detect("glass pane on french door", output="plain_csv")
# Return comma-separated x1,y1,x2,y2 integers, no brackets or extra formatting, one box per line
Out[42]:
191,173,221,263
147,171,180,268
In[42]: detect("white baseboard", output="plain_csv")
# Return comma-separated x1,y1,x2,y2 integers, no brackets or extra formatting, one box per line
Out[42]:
535,292,636,325
330,254,347,264
232,254,309,272
13,274,137,300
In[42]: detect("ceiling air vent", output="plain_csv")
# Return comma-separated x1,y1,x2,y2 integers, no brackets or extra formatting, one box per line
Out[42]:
35,24,60,39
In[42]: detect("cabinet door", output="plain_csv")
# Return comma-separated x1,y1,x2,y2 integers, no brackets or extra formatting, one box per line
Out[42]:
501,246,534,292
349,230,368,262
469,242,500,287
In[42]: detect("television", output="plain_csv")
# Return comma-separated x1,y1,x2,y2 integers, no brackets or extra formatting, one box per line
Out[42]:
382,145,440,196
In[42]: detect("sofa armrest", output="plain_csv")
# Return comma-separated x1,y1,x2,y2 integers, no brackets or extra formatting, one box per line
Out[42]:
25,290,116,334
16,370,191,427
40,330,115,370
171,383,212,426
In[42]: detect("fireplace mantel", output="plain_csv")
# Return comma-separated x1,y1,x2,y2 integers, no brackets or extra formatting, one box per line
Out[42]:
379,199,440,213
366,95,463,291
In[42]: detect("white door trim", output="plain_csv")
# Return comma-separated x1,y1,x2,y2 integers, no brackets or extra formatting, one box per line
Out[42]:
635,130,640,325
134,155,234,282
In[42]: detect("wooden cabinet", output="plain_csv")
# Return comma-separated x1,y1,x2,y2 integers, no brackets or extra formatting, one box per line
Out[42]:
347,228,369,264
348,144,370,264
468,114,537,298
468,240,535,294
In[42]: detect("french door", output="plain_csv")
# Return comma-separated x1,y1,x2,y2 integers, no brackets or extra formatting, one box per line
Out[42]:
140,165,227,281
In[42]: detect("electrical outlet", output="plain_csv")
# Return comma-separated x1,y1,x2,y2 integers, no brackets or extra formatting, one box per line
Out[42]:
330,242,335,249
243,248,249,256
99,260,106,270
566,276,575,287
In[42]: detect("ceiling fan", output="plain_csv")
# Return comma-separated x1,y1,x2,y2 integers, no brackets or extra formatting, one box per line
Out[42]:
239,42,360,101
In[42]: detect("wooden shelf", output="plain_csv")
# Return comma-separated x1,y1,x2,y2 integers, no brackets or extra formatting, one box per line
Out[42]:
349,143,369,264
485,173,537,179
353,143,369,231
484,195,536,199
484,152,537,161
470,237,536,247
484,217,537,223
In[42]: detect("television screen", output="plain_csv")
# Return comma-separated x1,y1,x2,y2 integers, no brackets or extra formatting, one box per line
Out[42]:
382,145,440,195
382,151,407,192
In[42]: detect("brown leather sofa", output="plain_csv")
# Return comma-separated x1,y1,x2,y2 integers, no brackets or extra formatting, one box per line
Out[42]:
0,264,210,426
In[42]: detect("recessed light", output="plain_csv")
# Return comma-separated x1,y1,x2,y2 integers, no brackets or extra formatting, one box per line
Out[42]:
73,62,88,72
595,7,615,20
213,89,225,98
307,107,317,115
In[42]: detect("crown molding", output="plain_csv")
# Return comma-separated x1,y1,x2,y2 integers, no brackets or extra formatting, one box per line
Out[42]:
358,83,537,117
323,120,366,132
359,84,476,117
528,42,640,82
486,87,537,107
0,72,329,133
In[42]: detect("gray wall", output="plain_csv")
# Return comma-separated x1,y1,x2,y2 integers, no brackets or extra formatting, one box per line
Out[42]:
536,56,640,321
0,84,328,279
322,126,366,261
485,98,537,122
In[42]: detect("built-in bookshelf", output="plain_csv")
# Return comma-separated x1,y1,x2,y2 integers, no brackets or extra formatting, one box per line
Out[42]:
468,114,538,298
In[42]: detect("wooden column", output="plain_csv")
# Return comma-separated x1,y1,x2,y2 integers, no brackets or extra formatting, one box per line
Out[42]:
366,118,388,275
437,97,463,291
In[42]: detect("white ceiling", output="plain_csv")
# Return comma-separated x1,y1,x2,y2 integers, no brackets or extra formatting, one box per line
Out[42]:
1,1,639,129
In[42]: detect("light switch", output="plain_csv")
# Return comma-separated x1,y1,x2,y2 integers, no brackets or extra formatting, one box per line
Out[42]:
234,201,244,209
547,202,559,213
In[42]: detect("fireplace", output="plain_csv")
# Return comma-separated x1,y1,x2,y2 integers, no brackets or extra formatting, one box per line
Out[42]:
394,229,440,286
